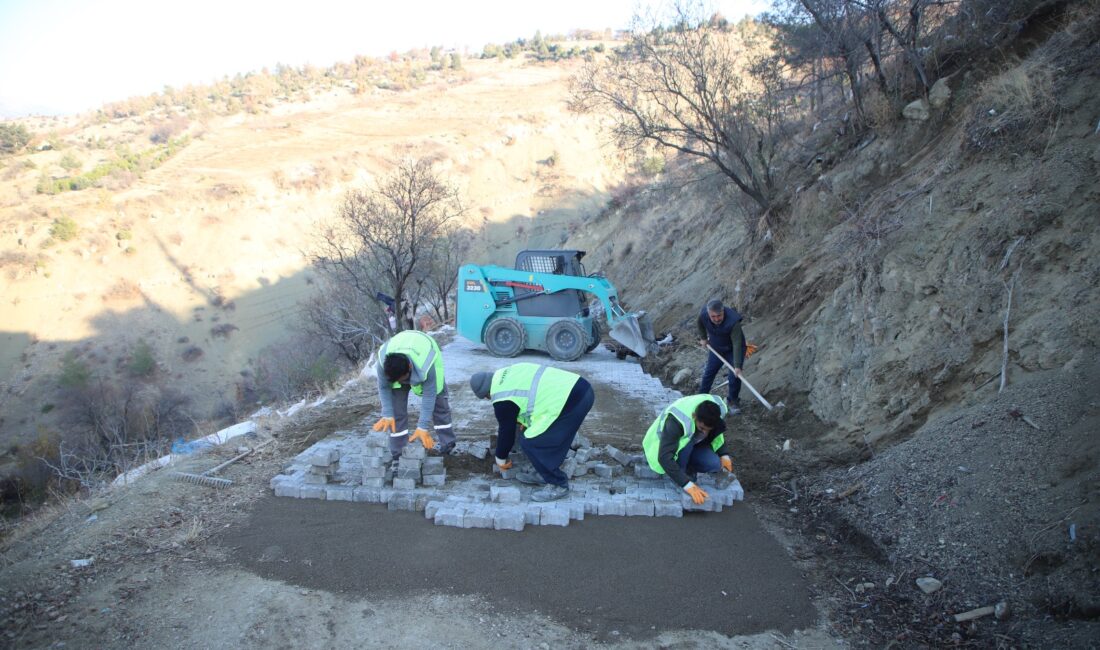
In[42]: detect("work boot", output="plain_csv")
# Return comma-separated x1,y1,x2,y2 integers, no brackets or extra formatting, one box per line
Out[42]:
727,400,742,416
515,469,545,485
531,484,570,502
431,442,455,456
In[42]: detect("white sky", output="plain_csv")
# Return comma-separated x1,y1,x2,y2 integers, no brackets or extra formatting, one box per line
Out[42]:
0,0,770,118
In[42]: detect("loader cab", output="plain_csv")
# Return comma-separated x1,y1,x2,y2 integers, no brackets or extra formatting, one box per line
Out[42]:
512,250,588,318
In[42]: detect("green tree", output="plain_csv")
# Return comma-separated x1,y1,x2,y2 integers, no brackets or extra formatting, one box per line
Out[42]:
50,216,79,241
0,123,31,155
58,352,91,389
449,53,463,70
127,340,156,377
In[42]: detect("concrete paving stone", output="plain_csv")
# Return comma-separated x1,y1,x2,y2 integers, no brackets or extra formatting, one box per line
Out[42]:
681,493,722,512
564,500,585,520
462,508,493,529
539,506,570,527
490,485,522,504
326,486,355,501
597,497,627,516
273,483,300,498
393,478,417,490
421,474,446,487
625,500,655,516
403,444,427,459
421,458,445,475
434,508,464,527
363,446,388,458
634,464,661,480
361,476,385,488
364,432,388,447
353,488,382,503
303,473,330,485
523,505,544,525
364,456,384,468
628,453,645,465
654,501,684,517
363,466,387,479
606,445,631,466
582,497,599,515
396,467,421,479
310,449,340,466
573,448,591,464
388,492,417,512
492,509,525,532
593,464,613,478
299,486,326,500
572,434,592,449
572,464,589,478
424,500,445,520
398,457,423,470
560,459,577,476
468,445,489,460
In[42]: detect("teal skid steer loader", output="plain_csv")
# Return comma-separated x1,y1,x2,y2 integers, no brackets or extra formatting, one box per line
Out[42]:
456,249,656,361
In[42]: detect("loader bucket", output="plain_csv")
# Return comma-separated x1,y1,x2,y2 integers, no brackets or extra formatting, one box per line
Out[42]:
610,311,657,358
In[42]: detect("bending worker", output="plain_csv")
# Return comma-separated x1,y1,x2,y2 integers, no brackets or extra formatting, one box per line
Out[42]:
469,362,595,502
373,330,455,460
642,394,734,504
697,298,747,414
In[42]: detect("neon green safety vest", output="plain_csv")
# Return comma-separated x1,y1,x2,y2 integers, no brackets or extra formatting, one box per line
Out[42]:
377,330,444,396
490,362,580,439
642,394,728,474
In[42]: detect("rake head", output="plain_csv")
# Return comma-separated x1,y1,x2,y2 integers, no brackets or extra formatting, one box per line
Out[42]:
171,472,233,488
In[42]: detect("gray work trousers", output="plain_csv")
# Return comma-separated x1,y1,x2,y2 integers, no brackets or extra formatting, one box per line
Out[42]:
388,385,456,459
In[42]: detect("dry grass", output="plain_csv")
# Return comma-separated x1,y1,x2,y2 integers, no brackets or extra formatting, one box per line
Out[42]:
102,279,142,302
966,58,1058,152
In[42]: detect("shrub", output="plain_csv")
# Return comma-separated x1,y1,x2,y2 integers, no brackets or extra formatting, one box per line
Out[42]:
58,352,91,389
127,340,156,377
50,216,79,241
116,229,132,240
181,346,204,362
641,155,666,176
59,152,82,172
0,123,31,155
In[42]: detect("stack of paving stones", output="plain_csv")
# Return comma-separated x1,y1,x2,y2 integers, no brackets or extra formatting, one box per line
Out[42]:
271,429,743,531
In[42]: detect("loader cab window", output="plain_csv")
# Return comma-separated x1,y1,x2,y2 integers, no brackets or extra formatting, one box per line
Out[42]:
512,251,587,318
517,255,562,275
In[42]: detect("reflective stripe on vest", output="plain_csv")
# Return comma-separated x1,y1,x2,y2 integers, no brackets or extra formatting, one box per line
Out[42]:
642,394,728,474
377,330,444,395
489,362,580,438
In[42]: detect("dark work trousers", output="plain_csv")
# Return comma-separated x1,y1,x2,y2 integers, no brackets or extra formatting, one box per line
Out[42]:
388,385,455,460
677,436,723,478
520,380,595,487
698,346,742,404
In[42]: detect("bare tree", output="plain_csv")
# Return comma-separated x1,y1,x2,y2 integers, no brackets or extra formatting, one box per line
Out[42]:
310,158,464,333
301,276,387,364
424,226,473,324
570,2,793,213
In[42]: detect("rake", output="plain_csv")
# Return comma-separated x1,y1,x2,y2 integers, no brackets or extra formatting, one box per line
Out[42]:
171,446,255,488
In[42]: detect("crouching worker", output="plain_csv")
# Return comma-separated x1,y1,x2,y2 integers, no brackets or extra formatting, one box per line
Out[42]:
373,330,455,460
469,363,595,502
643,394,734,505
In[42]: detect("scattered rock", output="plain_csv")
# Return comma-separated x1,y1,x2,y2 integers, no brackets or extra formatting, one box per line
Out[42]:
672,368,692,385
903,99,930,121
929,77,952,107
995,601,1010,620
916,577,942,594
954,605,996,622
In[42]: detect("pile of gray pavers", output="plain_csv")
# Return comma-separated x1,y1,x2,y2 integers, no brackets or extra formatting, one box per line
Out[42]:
271,429,743,531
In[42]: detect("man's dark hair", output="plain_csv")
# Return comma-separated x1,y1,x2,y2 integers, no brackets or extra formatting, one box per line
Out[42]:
383,353,411,382
695,400,722,429
706,299,723,313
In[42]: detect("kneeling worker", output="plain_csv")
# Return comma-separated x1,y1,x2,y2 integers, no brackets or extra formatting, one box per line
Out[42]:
469,363,595,502
373,330,455,460
642,394,734,504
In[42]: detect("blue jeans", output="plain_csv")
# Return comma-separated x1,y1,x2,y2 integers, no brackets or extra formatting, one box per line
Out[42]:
698,347,741,404
678,437,722,477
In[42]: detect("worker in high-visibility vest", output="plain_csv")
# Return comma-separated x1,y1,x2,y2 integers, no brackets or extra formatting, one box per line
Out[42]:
372,330,455,460
642,394,733,505
469,362,595,502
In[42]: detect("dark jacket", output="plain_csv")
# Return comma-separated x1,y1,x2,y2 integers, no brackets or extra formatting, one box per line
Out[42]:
658,417,729,487
697,306,746,366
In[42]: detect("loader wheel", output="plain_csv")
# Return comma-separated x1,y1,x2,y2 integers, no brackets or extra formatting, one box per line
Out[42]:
484,317,526,357
585,326,601,353
546,319,587,362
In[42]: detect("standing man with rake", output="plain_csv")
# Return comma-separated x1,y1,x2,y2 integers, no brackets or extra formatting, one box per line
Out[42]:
697,298,748,415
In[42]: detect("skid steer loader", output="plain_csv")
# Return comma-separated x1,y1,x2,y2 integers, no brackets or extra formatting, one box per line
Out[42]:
456,249,657,361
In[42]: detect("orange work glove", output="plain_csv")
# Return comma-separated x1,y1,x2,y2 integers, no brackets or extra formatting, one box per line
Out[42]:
745,342,759,358
720,455,733,473
409,428,436,450
494,457,513,472
372,417,395,433
684,482,709,505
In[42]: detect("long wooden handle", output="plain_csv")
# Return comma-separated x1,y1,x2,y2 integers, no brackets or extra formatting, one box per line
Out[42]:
705,344,773,411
